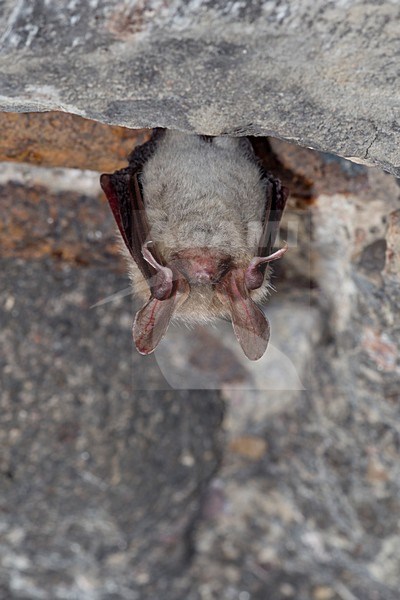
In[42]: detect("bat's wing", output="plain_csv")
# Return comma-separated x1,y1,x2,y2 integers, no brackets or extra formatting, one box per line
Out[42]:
249,137,289,257
257,176,289,257
100,129,166,282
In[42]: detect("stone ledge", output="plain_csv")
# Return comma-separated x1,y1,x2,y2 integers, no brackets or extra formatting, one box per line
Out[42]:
0,1,399,176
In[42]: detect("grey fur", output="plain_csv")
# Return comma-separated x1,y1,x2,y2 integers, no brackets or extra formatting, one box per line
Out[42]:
127,131,272,324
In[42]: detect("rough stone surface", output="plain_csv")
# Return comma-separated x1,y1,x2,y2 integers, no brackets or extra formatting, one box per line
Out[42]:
183,164,400,600
0,168,225,599
0,112,148,172
1,142,399,598
0,1,399,175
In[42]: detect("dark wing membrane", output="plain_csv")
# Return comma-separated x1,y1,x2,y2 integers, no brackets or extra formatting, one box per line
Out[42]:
257,177,289,257
100,170,155,282
129,172,166,274
248,137,289,257
100,129,166,283
100,169,132,255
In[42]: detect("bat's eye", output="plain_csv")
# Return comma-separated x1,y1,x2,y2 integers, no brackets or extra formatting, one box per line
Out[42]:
217,260,233,281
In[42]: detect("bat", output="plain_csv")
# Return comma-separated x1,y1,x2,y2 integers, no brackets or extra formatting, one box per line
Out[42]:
100,129,288,361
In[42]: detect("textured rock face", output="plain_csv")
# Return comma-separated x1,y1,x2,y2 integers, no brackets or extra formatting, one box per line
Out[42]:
0,0,399,597
0,0,399,176
1,140,399,599
187,164,400,600
0,112,148,172
0,170,225,599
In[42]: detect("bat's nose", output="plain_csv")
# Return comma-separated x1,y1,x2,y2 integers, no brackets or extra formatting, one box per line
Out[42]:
195,269,212,284
171,249,231,285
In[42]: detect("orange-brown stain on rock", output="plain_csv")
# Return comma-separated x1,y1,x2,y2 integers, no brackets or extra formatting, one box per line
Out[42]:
0,112,149,172
229,436,267,460
0,181,121,266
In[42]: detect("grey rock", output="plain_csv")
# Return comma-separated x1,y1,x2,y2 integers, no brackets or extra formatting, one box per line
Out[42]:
1,135,400,598
184,164,400,600
0,173,224,599
0,0,399,175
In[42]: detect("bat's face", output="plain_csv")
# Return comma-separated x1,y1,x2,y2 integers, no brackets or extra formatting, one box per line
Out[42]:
101,130,288,361
130,241,287,361
170,247,232,285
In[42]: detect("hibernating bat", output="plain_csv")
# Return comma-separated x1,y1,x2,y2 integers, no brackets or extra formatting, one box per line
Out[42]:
100,129,288,361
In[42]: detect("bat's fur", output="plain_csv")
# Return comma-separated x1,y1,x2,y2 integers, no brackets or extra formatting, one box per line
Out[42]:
125,131,273,324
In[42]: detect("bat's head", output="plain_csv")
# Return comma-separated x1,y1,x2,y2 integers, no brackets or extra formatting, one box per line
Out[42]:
100,132,289,362
133,242,288,360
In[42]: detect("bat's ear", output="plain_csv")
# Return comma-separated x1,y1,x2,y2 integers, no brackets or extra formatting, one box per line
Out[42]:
141,243,174,300
216,270,270,361
133,279,190,354
245,242,288,290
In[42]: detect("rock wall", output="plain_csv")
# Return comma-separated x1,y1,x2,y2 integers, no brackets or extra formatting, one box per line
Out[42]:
1,135,399,599
0,0,399,176
0,1,400,599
